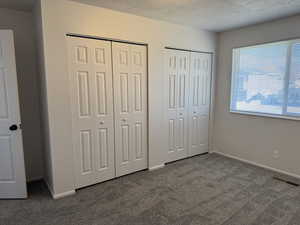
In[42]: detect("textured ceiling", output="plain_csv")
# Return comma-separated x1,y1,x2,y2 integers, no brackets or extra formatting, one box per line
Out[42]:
1,0,300,31
0,0,35,11
72,0,300,31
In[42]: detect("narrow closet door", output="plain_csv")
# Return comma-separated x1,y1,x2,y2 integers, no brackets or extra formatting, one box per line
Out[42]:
165,49,190,163
68,37,115,188
189,52,212,156
112,42,148,177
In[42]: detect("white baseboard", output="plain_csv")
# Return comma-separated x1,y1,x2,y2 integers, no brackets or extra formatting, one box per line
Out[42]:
44,179,76,199
212,150,300,179
149,164,165,171
52,190,76,199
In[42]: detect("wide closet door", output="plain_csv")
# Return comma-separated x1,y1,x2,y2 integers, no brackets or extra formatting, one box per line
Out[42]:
68,36,148,188
165,49,190,163
112,42,148,177
189,52,212,156
68,37,115,188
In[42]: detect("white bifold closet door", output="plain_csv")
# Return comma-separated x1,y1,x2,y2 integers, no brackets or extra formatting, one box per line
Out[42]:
68,36,148,188
68,37,115,188
112,42,148,177
165,49,190,163
189,52,212,156
165,49,212,163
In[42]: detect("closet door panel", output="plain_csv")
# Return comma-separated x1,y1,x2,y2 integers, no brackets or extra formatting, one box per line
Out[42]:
112,43,132,176
166,51,177,155
112,42,148,177
131,44,148,172
69,38,93,187
68,37,115,188
176,52,189,157
189,52,212,156
91,38,116,183
165,50,189,162
198,54,211,152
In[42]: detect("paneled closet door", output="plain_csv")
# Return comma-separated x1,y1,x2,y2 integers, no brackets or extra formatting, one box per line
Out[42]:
189,52,212,156
68,37,115,188
112,42,148,177
165,49,190,163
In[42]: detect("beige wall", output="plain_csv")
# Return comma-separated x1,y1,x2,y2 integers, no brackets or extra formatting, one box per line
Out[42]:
38,0,217,196
215,15,300,177
34,1,54,190
0,8,43,181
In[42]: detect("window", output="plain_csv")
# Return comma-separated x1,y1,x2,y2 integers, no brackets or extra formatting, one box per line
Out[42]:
230,39,300,119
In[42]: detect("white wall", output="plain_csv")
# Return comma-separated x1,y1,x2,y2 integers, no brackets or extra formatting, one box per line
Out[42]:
0,8,43,181
38,0,217,196
215,15,300,177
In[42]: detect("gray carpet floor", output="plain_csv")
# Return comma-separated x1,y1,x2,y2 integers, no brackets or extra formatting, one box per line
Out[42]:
1,153,300,225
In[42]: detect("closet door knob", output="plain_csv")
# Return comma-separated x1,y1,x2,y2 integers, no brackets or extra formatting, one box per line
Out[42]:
99,121,104,125
122,118,127,122
9,124,18,131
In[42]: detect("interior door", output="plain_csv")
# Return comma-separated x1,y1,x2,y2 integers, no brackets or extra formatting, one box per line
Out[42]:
112,42,148,177
189,52,212,156
165,49,190,163
0,30,27,199
68,36,115,188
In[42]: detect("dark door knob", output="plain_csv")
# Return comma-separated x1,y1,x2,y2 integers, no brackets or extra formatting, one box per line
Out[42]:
9,124,18,131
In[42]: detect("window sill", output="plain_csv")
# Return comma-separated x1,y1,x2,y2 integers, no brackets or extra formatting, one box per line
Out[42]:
230,110,300,122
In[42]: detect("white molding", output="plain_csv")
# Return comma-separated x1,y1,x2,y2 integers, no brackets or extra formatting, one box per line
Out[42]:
230,110,300,122
211,151,300,179
52,190,76,199
149,164,165,171
44,179,76,199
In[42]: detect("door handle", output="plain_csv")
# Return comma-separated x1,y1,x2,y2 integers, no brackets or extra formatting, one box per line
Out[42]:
122,118,127,122
9,124,18,131
99,121,104,125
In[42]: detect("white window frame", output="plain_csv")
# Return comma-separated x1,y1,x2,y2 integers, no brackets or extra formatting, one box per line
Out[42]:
230,39,300,121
